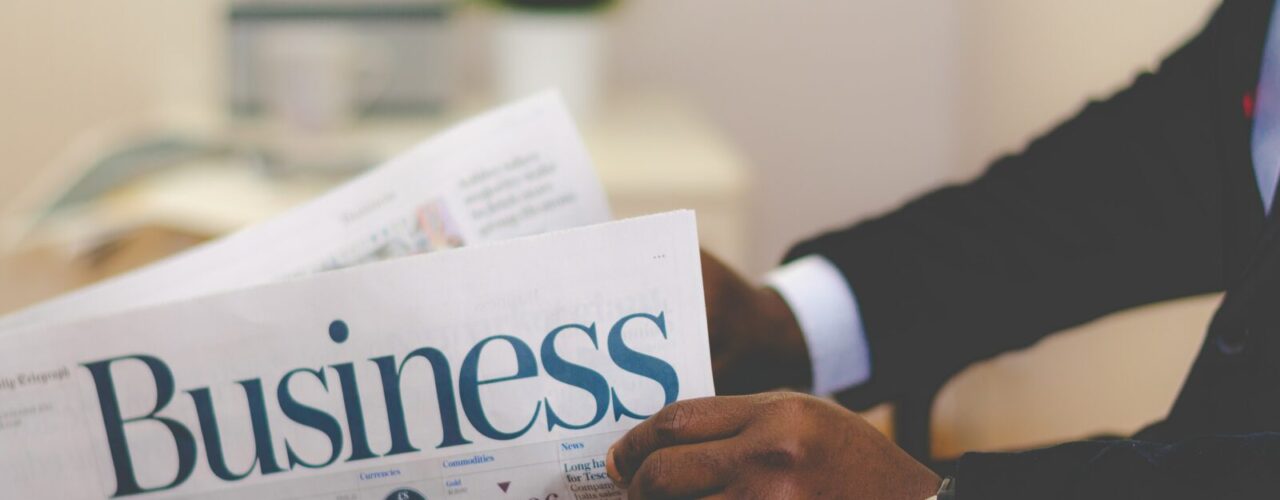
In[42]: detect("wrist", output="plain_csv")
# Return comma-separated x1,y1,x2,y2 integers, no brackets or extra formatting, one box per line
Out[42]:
757,287,813,388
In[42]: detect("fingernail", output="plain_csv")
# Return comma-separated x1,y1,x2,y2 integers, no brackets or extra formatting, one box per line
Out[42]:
606,444,625,487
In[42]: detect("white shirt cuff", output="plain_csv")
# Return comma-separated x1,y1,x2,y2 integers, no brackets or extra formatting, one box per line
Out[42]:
766,255,872,396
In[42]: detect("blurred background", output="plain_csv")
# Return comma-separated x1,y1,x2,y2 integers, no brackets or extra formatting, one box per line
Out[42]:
0,0,1224,461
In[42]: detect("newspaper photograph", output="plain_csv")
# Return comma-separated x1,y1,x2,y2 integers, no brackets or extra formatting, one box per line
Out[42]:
0,92,610,332
0,211,712,499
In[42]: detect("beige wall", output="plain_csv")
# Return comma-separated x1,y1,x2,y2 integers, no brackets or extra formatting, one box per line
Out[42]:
937,0,1222,455
612,0,1225,454
612,0,962,274
0,0,222,209
0,0,1234,454
1,0,1223,268
954,0,1220,178
612,0,1220,272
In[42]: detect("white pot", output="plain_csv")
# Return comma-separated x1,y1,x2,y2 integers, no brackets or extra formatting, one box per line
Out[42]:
492,10,606,119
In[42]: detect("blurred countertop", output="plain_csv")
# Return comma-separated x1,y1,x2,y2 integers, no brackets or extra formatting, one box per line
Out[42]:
0,91,753,314
54,92,749,240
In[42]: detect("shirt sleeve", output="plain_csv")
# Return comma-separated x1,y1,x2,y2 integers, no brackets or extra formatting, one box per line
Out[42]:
765,255,872,396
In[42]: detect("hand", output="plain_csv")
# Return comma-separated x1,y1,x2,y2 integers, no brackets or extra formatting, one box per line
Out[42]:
607,393,941,499
701,251,811,394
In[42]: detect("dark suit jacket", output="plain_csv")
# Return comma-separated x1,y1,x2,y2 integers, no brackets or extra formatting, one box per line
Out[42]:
785,1,1280,498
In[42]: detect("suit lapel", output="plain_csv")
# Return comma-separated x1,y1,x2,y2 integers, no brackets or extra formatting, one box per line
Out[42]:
1215,0,1274,283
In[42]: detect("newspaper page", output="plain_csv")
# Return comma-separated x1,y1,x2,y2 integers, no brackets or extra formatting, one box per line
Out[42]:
0,92,610,332
0,211,711,499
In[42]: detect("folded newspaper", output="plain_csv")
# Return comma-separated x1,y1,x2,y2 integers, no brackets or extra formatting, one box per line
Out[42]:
0,95,716,499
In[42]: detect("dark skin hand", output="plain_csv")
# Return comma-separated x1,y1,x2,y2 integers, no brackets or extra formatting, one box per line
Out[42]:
700,251,813,394
606,392,942,499
610,252,939,498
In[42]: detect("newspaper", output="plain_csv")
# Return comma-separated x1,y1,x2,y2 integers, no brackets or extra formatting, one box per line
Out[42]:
0,211,712,499
0,92,610,332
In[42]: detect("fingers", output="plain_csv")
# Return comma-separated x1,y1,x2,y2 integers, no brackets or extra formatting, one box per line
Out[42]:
609,396,755,486
625,439,737,500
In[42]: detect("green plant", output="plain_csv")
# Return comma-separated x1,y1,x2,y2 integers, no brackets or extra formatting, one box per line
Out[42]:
490,0,617,13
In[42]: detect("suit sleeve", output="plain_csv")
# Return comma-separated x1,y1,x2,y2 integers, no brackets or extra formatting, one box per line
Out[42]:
956,433,1280,500
784,5,1233,410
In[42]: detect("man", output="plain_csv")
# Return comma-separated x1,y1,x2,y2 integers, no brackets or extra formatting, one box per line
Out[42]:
607,0,1280,498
